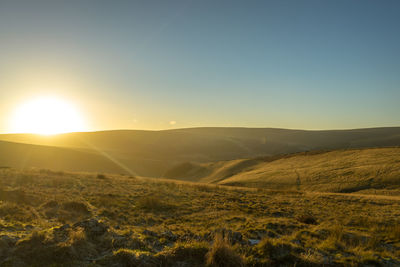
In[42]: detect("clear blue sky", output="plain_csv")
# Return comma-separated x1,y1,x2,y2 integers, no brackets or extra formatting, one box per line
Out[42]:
1,0,399,132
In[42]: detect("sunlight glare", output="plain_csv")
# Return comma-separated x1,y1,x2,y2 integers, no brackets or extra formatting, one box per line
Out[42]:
10,96,87,135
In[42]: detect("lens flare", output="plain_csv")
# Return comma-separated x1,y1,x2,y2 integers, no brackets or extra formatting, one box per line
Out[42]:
10,96,87,135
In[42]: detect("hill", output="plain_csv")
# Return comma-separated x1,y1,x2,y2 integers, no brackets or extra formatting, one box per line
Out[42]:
0,140,127,174
1,127,400,177
164,147,400,194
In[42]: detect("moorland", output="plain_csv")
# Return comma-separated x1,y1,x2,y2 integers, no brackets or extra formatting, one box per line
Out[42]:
0,127,399,266
0,167,399,266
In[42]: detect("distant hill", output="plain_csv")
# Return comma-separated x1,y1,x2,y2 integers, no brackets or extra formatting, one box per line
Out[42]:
0,140,127,174
164,147,400,193
1,127,400,177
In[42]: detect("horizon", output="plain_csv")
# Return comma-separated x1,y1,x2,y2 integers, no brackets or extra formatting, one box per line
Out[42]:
2,124,400,136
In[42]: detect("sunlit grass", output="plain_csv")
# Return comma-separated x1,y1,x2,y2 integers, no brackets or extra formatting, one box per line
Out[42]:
0,168,398,266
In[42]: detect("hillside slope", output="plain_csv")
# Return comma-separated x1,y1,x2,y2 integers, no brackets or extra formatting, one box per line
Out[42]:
164,147,400,193
1,127,400,177
0,141,127,174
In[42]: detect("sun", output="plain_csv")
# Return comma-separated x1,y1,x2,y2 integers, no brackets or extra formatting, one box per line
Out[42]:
9,96,87,135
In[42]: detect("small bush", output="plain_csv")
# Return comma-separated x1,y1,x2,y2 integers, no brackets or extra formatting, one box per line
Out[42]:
206,234,245,267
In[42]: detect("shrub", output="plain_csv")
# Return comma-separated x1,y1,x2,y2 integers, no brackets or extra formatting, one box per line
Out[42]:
206,234,245,267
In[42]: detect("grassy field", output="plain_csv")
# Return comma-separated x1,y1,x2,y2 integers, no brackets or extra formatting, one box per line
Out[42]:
164,147,400,195
0,168,399,266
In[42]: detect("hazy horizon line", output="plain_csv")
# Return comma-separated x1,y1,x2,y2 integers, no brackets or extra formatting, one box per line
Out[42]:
2,125,400,136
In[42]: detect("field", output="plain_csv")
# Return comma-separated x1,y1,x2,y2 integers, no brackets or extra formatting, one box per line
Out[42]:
0,168,399,266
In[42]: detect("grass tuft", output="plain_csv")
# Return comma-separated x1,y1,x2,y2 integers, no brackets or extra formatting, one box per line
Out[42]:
206,234,245,267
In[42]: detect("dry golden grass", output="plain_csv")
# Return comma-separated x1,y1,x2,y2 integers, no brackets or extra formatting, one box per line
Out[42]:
205,234,245,267
166,147,400,195
0,167,398,266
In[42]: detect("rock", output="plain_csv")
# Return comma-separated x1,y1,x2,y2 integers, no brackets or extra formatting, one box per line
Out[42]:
249,239,261,245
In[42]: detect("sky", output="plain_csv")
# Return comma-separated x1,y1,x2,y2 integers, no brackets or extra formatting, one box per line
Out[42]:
0,0,400,133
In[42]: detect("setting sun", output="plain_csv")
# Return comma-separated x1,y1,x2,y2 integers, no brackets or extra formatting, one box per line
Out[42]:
9,96,87,135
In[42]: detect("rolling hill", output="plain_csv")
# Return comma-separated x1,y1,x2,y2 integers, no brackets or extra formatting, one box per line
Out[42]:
164,147,400,194
1,127,400,177
0,140,127,174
